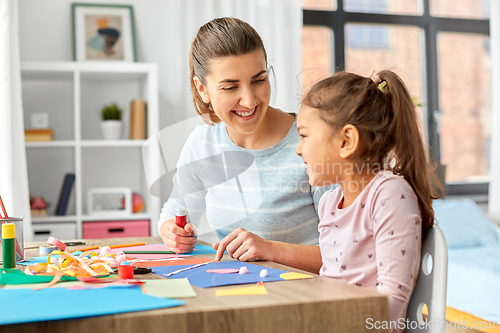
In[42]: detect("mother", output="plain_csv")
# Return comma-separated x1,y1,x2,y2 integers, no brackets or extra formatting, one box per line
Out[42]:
158,17,330,273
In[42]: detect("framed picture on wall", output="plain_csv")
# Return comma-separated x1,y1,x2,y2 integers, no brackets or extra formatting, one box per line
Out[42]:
72,3,137,62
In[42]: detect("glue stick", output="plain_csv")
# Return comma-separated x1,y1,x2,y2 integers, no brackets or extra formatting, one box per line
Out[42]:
175,206,187,228
2,223,16,269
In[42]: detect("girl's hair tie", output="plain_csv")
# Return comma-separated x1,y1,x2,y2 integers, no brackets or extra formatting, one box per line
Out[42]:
371,71,388,93
371,71,381,84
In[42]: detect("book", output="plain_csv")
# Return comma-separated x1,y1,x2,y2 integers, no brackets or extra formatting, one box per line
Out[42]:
55,173,75,216
129,99,146,140
25,129,53,142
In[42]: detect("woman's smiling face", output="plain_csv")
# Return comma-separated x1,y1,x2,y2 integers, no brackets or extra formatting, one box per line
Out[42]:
194,49,270,135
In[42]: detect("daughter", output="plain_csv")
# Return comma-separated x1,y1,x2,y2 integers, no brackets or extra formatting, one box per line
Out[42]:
296,70,442,332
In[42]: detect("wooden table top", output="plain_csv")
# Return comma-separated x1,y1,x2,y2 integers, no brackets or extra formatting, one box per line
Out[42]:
0,237,389,333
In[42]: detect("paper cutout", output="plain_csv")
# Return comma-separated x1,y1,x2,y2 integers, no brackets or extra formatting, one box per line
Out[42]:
152,261,295,288
143,278,197,298
279,272,315,280
216,283,268,296
134,257,212,268
0,268,78,285
0,285,184,326
206,269,240,274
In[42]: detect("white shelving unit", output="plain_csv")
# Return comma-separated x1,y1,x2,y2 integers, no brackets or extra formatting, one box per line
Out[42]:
21,62,161,240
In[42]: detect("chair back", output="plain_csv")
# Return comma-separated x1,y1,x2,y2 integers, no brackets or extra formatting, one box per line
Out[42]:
406,224,448,333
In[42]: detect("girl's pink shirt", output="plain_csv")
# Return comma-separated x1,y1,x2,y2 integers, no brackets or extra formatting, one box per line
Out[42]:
318,171,421,332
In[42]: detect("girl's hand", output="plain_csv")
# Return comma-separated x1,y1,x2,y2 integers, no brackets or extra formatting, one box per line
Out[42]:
159,219,197,253
213,228,274,262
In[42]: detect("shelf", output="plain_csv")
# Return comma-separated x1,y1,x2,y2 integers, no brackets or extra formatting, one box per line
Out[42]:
22,61,161,240
26,141,76,148
32,215,77,223
82,213,152,222
80,140,146,147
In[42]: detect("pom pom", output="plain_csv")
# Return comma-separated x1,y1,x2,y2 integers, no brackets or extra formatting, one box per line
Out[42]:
105,257,118,268
116,254,127,263
259,269,268,278
239,266,248,274
100,246,111,256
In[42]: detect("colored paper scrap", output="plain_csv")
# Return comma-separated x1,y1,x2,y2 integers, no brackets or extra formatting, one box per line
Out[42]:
0,268,78,285
134,257,212,268
216,283,268,296
143,278,197,298
279,272,314,280
152,261,310,288
0,285,185,326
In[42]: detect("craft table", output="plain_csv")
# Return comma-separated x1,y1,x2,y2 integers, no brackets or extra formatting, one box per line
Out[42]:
0,237,389,333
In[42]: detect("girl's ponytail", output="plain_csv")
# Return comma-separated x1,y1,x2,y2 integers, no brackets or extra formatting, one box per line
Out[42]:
376,70,442,238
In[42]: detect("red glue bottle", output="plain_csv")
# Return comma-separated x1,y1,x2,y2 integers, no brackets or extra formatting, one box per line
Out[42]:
175,206,187,228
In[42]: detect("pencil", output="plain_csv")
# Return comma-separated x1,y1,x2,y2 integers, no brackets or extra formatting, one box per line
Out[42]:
123,250,175,254
109,242,147,249
70,242,147,253
0,195,8,219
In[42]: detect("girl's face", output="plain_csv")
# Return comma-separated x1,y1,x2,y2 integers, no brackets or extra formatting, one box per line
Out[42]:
194,49,270,135
296,105,341,186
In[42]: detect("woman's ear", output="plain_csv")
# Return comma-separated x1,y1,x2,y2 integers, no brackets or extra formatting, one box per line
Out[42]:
193,76,210,104
339,124,359,159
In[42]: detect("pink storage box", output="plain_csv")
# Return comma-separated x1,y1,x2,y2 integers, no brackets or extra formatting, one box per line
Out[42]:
83,220,150,239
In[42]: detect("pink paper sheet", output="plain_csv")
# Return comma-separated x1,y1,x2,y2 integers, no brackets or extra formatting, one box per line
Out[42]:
100,244,188,260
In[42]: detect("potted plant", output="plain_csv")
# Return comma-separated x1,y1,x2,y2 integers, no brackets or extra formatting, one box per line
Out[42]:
100,103,123,140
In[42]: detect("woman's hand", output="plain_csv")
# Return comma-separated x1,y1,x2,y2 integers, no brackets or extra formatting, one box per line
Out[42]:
159,219,197,253
213,228,275,262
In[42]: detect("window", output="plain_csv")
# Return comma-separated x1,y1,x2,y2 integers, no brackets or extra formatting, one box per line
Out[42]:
303,0,491,195
346,24,390,49
344,0,388,14
302,26,334,93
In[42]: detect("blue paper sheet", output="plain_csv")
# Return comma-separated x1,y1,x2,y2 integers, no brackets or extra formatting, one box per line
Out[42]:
188,243,217,255
0,285,184,326
152,261,290,288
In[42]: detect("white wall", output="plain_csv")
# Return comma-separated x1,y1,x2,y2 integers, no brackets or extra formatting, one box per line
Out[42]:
18,0,302,206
